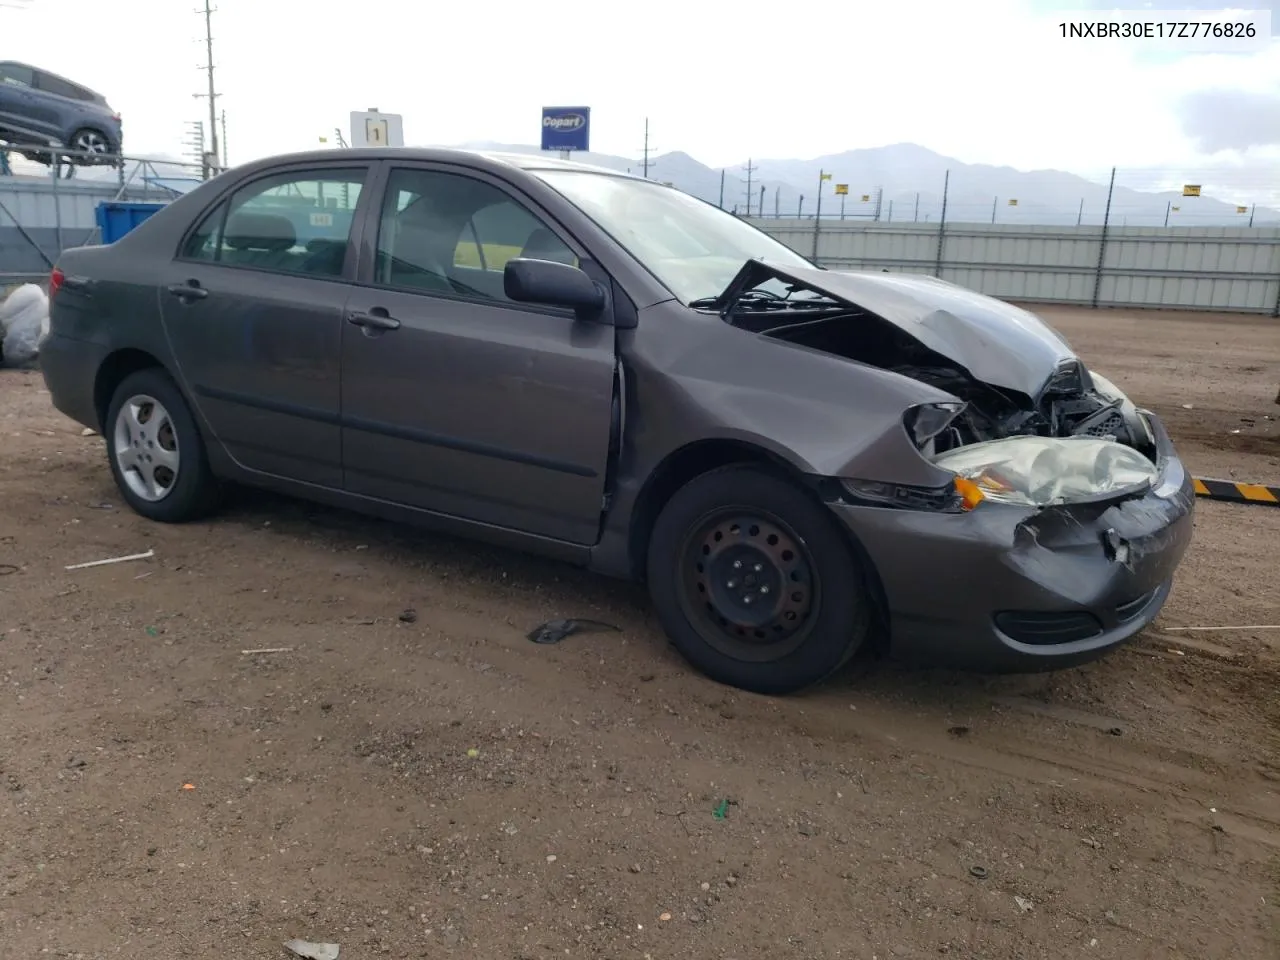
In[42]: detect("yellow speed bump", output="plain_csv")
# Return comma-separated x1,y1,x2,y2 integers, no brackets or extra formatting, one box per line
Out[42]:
1192,477,1280,507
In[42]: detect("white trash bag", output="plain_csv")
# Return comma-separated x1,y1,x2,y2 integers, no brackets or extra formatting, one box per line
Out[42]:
0,283,50,367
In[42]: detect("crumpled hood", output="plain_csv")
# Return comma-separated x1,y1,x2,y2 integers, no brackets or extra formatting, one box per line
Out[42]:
714,260,1079,398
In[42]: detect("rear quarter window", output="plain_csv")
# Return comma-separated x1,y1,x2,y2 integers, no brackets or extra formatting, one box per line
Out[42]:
36,72,95,102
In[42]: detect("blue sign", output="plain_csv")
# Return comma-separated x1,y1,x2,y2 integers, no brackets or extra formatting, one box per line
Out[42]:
540,106,591,152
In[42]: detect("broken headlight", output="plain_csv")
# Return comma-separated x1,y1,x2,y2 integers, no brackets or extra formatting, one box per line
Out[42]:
933,435,1158,509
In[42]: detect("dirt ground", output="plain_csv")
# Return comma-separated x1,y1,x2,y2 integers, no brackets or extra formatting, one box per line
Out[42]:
2,305,1278,960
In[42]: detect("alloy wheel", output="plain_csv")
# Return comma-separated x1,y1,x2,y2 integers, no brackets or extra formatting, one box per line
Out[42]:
112,394,180,502
73,130,109,156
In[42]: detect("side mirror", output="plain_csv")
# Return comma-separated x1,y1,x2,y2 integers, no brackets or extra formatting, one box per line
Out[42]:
504,257,606,320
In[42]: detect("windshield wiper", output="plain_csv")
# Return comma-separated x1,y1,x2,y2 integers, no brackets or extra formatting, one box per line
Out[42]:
689,290,780,310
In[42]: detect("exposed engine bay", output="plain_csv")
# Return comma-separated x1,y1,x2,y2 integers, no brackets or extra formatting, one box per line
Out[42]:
723,301,1156,462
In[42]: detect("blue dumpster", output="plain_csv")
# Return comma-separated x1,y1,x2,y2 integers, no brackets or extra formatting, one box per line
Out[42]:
95,201,167,244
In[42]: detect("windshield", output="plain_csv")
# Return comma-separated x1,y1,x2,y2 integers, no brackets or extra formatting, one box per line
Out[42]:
531,170,816,305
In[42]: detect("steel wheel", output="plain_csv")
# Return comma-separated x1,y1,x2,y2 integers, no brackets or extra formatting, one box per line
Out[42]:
677,508,821,663
72,129,109,156
112,394,180,502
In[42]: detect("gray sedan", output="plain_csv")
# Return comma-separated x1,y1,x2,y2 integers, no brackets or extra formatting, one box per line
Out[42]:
39,148,1195,694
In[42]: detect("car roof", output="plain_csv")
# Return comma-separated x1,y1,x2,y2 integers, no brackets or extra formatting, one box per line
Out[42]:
231,146,651,182
0,60,105,97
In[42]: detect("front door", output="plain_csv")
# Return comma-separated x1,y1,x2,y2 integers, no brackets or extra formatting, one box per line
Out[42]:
339,164,617,545
158,164,372,488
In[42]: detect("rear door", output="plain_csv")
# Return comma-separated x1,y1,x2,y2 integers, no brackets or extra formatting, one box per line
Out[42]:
158,163,373,488
339,162,618,545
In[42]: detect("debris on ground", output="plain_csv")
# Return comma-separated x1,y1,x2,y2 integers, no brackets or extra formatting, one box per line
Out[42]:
64,548,155,570
1014,895,1034,913
1165,624,1280,632
526,617,621,644
284,940,340,960
0,283,48,368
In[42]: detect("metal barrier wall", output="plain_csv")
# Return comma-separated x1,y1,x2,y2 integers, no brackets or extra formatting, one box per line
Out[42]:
752,220,1280,316
1,148,204,282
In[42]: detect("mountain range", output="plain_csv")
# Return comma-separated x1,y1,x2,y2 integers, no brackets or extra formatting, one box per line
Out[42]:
49,141,1279,228
459,140,1278,228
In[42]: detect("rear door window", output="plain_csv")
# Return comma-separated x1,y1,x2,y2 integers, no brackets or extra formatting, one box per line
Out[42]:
179,168,368,279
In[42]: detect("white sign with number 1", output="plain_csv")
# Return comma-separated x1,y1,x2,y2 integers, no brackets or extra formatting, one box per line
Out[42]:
349,110,404,148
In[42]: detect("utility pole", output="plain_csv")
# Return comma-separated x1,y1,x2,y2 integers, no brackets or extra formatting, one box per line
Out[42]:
813,169,830,258
220,109,228,168
640,118,653,179
193,0,221,180
718,169,725,209
742,158,757,217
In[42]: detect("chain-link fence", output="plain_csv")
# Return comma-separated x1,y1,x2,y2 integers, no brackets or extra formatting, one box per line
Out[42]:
723,165,1278,229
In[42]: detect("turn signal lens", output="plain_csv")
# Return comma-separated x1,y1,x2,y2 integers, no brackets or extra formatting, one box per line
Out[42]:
953,476,986,510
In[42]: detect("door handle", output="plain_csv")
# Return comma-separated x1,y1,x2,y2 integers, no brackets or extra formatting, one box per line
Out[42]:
167,282,208,301
346,310,401,332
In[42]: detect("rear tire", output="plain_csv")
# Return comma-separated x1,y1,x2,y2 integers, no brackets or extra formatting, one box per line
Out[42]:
104,368,223,522
646,464,871,695
67,127,112,165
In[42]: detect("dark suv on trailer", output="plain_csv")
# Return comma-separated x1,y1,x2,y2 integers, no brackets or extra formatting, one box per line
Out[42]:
0,60,122,166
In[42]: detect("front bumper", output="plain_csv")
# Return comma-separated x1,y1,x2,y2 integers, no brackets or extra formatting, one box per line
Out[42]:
829,412,1195,672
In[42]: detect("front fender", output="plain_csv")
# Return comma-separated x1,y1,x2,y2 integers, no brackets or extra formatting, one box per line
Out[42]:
588,309,961,579
625,310,960,487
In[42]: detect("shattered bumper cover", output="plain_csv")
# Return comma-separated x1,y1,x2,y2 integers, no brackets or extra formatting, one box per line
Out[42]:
829,412,1194,671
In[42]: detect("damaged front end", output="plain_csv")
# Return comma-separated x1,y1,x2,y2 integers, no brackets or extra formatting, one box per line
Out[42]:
707,258,1161,493
705,260,1196,670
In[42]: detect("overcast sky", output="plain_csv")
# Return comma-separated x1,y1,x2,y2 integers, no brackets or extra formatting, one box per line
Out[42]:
7,0,1279,188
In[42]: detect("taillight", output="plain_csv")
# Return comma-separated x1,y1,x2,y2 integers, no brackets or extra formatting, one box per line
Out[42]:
49,267,64,300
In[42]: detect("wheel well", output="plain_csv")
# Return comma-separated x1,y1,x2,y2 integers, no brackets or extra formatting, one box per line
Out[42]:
94,348,162,430
627,439,805,582
626,438,892,654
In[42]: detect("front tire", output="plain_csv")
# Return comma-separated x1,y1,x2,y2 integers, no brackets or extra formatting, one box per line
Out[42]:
647,464,871,695
104,368,222,522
